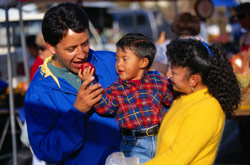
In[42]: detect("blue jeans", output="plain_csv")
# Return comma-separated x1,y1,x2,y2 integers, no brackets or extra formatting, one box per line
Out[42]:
120,135,157,164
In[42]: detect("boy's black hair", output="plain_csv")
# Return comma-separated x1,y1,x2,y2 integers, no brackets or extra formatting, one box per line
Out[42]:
42,3,89,46
167,38,241,118
116,33,156,70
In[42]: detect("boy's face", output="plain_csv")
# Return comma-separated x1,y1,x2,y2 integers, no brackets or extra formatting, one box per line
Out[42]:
115,48,145,81
47,29,90,74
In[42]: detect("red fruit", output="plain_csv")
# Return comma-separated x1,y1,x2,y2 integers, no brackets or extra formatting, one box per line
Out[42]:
80,62,96,74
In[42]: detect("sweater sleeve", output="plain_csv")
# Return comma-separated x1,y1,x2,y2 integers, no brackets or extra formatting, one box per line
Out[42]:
24,86,88,163
143,100,224,165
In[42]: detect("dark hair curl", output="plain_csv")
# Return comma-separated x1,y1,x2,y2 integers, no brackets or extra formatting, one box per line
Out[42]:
167,38,241,118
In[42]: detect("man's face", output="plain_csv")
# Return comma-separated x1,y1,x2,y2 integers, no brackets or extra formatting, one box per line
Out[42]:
48,29,90,74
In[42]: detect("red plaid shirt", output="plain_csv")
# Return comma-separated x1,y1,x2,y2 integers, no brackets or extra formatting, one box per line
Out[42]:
94,71,173,130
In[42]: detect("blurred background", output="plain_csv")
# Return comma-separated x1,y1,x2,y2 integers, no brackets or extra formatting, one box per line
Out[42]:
0,0,249,82
0,0,250,164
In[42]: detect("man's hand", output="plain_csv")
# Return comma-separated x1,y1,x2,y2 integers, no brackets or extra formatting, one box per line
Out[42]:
74,76,103,113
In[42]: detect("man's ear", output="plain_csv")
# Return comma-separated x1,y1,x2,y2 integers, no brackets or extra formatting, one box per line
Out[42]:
46,43,56,55
140,58,149,69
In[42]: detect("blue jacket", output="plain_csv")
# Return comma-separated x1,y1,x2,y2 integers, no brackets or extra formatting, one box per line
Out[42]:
24,50,120,165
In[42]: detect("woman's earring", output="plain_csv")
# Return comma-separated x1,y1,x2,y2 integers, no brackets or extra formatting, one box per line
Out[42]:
190,86,194,93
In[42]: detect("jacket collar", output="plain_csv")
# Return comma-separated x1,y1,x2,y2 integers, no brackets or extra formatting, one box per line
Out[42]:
40,56,60,87
40,49,97,88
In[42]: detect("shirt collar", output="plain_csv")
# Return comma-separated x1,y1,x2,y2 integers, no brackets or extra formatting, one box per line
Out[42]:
118,71,155,86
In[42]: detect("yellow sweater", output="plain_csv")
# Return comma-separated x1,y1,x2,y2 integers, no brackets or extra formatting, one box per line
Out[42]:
143,88,225,165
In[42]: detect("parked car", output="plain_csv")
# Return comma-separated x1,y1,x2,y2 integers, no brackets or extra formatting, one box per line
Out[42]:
84,6,175,51
109,8,175,41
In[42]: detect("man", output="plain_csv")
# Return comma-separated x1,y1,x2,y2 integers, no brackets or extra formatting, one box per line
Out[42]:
24,3,120,164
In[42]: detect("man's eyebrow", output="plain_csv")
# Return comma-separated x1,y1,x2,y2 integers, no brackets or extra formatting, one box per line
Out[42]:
65,45,76,50
82,39,89,45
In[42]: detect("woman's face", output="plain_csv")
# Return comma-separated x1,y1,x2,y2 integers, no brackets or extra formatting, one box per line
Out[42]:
167,65,191,95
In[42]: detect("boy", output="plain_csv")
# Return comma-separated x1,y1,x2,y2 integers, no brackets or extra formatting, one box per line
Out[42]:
80,33,173,164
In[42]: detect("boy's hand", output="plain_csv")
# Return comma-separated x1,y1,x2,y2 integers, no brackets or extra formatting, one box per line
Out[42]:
78,66,95,82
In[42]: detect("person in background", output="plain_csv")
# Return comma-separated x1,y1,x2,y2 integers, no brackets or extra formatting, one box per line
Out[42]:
152,12,201,75
232,2,250,85
79,33,173,164
24,3,120,164
232,2,250,161
26,35,39,68
26,35,39,58
143,38,241,165
30,32,52,81
235,2,250,52
170,12,201,39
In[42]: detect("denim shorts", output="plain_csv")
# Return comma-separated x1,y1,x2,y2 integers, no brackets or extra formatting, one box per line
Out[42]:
120,134,157,164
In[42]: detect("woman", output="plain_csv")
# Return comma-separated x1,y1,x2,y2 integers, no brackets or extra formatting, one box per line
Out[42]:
144,38,241,164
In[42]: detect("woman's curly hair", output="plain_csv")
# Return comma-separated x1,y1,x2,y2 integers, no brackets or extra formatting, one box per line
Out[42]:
166,38,241,118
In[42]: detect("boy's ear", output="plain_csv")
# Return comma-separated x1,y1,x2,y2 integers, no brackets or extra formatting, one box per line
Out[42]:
46,43,56,55
140,58,149,69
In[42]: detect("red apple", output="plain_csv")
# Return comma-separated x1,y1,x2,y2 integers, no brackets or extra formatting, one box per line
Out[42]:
80,62,96,75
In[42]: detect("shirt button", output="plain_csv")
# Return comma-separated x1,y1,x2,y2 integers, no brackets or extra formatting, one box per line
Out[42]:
77,79,80,82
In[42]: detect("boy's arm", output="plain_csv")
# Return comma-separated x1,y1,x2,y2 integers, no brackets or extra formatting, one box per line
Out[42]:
94,87,118,116
162,77,174,106
79,65,118,115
